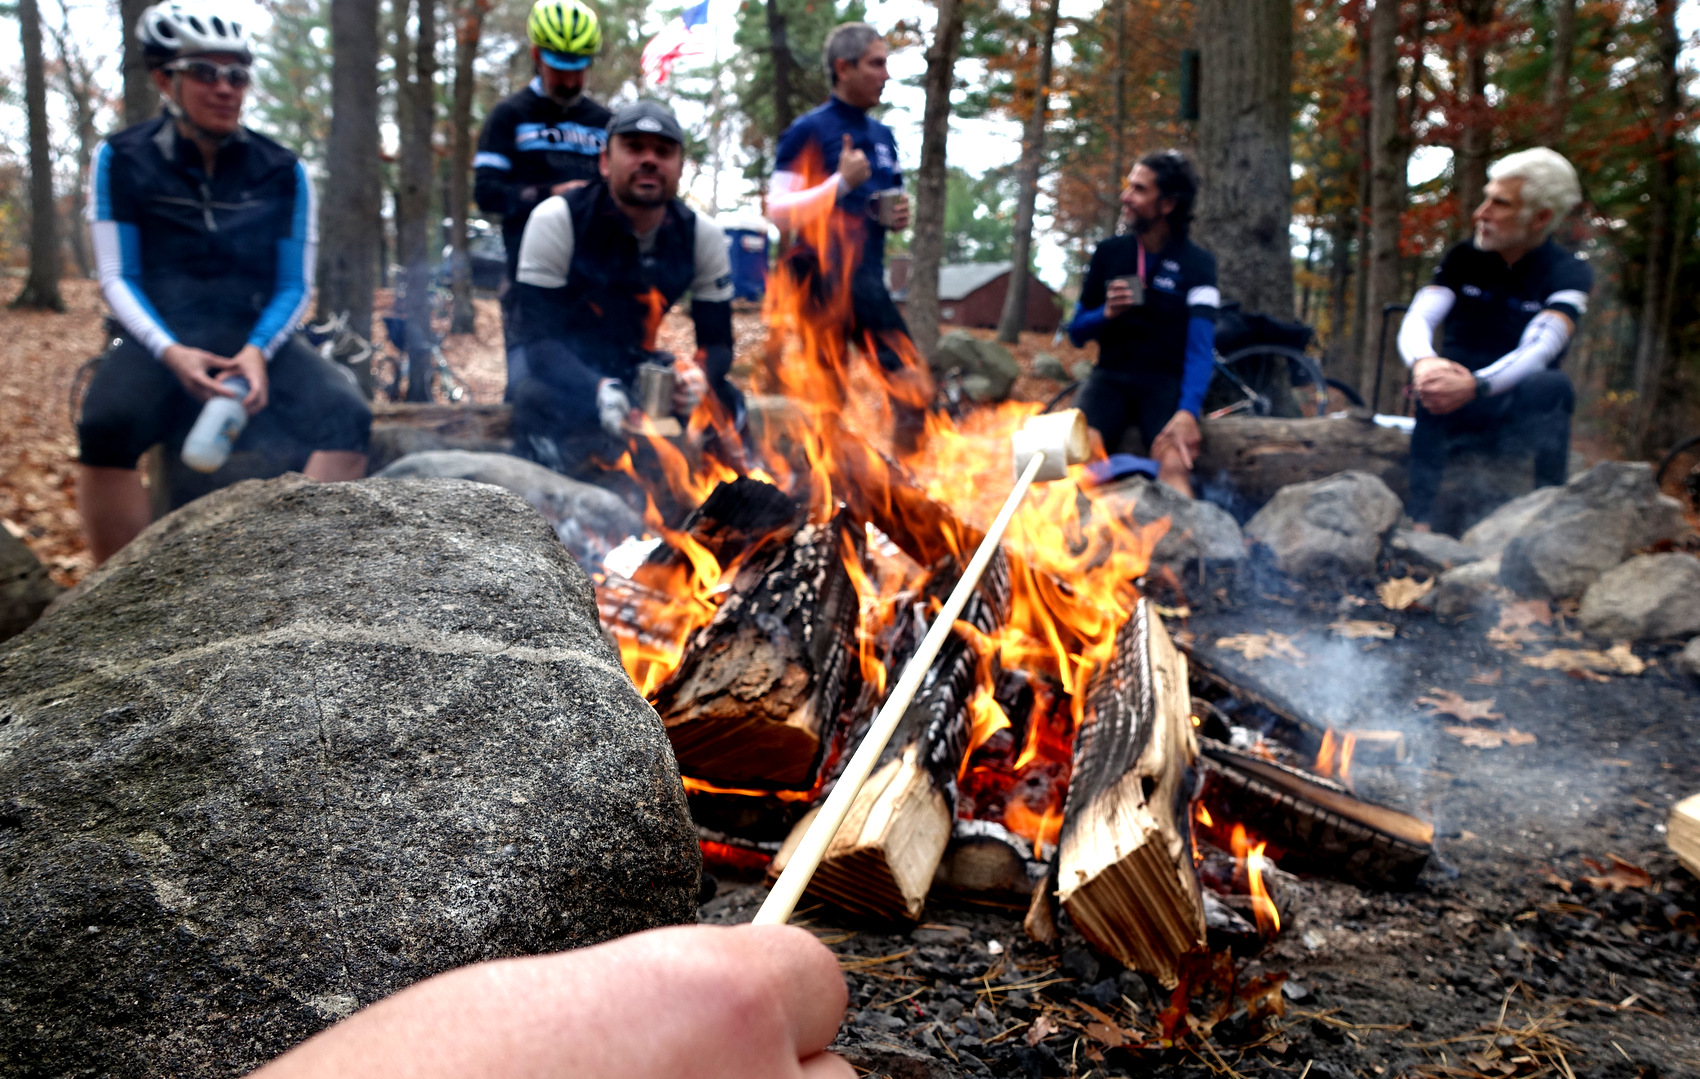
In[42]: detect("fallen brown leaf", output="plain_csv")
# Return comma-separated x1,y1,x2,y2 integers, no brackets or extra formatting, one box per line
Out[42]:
1521,643,1646,677
1467,668,1503,685
1084,1021,1125,1048
1025,1014,1059,1046
1377,576,1434,611
1330,619,1398,640
1444,725,1537,748
1500,599,1554,628
1216,632,1307,664
1580,854,1652,893
1417,688,1505,723
1538,867,1574,893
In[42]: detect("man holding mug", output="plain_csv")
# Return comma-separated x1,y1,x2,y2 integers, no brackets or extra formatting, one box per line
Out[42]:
766,22,930,454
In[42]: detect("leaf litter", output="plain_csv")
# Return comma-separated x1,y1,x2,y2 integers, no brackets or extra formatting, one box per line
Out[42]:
1377,575,1434,611
1216,632,1307,663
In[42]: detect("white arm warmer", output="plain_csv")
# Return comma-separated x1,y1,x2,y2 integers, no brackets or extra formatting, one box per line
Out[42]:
1475,310,1573,395
1397,285,1455,366
766,170,843,233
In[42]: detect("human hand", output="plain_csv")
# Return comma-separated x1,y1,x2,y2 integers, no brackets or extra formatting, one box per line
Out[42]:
225,344,270,415
673,360,707,416
838,134,871,191
551,179,590,196
597,378,633,438
885,193,910,231
250,923,853,1079
1151,408,1202,471
1413,358,1475,416
161,344,239,404
1104,279,1136,319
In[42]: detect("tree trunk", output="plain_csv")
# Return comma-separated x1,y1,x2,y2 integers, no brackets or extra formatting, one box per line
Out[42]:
1630,0,1680,453
1541,0,1576,141
1327,214,1357,373
318,0,383,340
119,0,158,127
995,0,1061,344
1452,0,1494,229
766,0,795,135
1108,0,1128,235
904,0,966,359
396,0,440,402
11,0,63,312
448,0,489,336
1193,0,1295,319
1360,0,1410,410
48,8,99,279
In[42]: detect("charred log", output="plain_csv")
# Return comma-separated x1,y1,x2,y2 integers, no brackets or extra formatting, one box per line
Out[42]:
774,552,1012,921
1196,740,1433,889
654,512,862,789
1056,600,1207,989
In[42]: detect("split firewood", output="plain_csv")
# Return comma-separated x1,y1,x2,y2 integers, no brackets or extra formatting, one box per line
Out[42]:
932,819,1044,905
1667,795,1699,879
1197,740,1433,889
771,552,1012,921
653,510,862,789
1055,600,1207,989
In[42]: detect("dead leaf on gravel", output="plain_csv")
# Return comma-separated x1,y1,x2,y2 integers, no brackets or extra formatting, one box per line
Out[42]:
1216,632,1307,663
1500,600,1554,628
1467,668,1503,685
1377,576,1434,611
1538,867,1573,893
1417,688,1505,723
1579,854,1652,893
1330,619,1397,640
1025,1014,1059,1046
1445,726,1537,748
1521,643,1645,677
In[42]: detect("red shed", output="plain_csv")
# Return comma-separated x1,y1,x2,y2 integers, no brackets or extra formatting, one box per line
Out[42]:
886,257,1061,334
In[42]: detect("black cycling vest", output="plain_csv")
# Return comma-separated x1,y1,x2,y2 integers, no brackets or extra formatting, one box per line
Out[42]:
102,117,301,350
556,181,698,379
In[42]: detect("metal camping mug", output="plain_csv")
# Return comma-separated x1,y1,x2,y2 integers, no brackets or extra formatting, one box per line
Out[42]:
637,360,675,418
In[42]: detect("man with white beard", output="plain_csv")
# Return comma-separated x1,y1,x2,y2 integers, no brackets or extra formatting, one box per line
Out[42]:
1397,148,1591,531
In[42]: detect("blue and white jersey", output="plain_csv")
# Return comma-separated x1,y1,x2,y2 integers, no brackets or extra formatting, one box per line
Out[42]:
86,116,315,361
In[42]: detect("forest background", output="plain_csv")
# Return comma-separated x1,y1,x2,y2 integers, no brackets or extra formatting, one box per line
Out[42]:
1,0,1697,455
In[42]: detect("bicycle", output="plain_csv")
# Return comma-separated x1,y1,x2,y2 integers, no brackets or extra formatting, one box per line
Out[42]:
1202,343,1364,419
1656,434,1700,514
303,311,377,400
376,297,466,404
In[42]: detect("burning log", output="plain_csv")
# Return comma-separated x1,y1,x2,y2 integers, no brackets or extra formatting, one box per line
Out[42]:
1055,600,1207,989
653,510,862,789
823,413,982,569
1197,740,1433,889
1671,793,1700,879
772,552,1012,921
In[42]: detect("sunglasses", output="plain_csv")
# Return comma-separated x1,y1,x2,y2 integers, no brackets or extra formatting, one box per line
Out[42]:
167,59,252,89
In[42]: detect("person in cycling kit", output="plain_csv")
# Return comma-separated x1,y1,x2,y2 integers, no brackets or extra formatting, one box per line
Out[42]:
509,101,739,478
1397,148,1591,530
475,0,612,397
1069,151,1219,498
767,23,930,455
77,1,370,565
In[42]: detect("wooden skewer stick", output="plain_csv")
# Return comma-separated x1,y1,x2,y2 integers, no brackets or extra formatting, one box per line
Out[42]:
753,409,1088,925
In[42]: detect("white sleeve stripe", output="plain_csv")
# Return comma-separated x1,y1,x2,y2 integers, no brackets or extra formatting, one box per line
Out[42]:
1545,289,1588,314
1186,285,1220,308
1477,310,1571,394
91,219,177,358
692,216,734,303
515,196,573,289
473,151,512,171
765,169,839,233
1397,285,1456,366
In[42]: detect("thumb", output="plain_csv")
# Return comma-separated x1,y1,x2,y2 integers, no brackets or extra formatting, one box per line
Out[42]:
842,133,853,153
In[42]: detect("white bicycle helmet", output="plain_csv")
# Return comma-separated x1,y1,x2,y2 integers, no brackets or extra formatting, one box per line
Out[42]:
136,2,252,66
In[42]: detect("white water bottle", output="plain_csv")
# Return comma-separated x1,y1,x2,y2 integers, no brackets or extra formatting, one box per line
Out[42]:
181,376,251,473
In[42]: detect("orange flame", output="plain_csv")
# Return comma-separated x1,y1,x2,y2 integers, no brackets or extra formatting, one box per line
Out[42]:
1313,729,1357,789
1230,824,1281,935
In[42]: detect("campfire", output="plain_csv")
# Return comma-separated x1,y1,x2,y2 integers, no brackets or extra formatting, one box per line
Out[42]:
589,204,1435,988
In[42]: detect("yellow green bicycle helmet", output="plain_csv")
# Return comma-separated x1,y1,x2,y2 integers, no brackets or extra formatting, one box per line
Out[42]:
529,0,601,70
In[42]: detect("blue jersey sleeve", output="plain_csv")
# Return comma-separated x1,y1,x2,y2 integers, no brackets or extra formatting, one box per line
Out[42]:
1177,316,1216,417
87,140,179,359
246,161,318,359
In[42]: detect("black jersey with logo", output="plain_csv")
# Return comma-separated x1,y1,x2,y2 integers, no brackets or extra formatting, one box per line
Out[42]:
1076,234,1219,378
1431,238,1592,371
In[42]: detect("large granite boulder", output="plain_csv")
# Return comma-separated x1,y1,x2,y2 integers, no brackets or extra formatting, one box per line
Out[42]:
1485,463,1690,599
1577,553,1700,641
376,449,645,566
1243,471,1403,578
1388,528,1480,574
1091,477,1245,572
0,476,701,1077
1432,557,1503,622
1460,484,1562,559
1674,637,1700,681
0,529,60,642
932,331,1021,403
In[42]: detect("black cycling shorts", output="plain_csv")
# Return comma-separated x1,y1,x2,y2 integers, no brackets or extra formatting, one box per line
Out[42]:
78,334,372,469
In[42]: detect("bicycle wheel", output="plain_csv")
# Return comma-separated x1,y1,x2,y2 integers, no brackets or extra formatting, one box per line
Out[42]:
1655,434,1700,513
1325,376,1366,410
1213,345,1330,418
